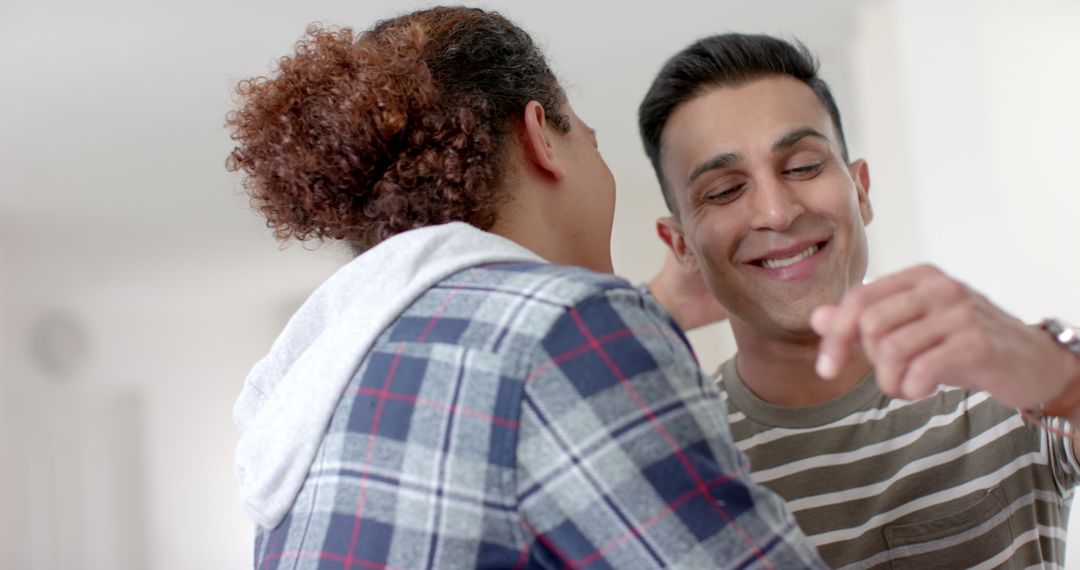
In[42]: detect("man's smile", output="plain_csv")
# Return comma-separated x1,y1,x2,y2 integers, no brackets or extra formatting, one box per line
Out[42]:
744,238,830,281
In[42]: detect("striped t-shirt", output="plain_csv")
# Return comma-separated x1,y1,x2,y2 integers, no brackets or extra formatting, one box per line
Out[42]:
718,357,1079,569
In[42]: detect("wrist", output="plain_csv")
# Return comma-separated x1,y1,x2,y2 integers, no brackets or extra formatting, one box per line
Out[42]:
1038,365,1080,419
1061,358,1080,427
1033,318,1080,420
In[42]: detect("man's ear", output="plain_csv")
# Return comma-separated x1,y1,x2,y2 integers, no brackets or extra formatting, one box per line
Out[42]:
521,100,566,181
850,158,873,225
656,216,699,273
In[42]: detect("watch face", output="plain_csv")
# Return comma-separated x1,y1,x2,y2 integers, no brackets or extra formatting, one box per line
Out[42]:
1063,326,1079,347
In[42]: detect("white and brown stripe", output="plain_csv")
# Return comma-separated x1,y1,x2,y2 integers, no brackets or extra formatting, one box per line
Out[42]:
717,357,1078,569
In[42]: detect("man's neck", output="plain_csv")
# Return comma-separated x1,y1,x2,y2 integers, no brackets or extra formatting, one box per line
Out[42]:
730,318,872,407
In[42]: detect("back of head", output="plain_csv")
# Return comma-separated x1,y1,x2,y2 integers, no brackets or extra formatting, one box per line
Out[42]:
638,33,847,213
226,7,567,253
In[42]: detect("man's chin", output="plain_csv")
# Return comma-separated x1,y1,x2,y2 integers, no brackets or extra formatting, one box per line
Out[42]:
730,311,820,344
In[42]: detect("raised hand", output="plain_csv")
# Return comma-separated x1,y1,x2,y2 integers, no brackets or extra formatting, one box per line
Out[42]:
810,264,1080,411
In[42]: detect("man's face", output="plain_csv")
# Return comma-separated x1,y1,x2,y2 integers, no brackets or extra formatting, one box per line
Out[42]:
659,76,872,340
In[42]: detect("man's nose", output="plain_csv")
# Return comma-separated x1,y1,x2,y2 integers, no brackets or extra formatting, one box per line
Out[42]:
748,175,804,231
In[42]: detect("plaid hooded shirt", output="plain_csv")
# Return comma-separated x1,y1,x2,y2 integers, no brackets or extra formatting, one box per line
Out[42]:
252,261,823,569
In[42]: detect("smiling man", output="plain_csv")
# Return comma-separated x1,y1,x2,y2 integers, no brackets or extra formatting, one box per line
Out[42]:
640,34,1080,568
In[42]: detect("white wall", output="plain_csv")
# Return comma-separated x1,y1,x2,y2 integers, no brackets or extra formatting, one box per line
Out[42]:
1,240,343,569
855,0,1080,323
978,2,1080,323
2,248,151,568
0,241,15,569
853,1,1080,567
69,248,342,570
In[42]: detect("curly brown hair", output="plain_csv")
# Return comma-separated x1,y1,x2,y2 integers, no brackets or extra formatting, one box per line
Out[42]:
225,7,569,253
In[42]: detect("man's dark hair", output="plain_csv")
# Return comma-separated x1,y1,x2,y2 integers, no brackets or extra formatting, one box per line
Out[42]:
638,33,848,213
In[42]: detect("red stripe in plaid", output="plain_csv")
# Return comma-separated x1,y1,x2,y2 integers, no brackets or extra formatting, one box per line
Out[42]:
566,308,774,570
417,267,487,342
353,387,520,429
512,537,531,570
524,326,682,384
258,521,287,570
573,468,750,568
345,342,407,569
520,519,579,568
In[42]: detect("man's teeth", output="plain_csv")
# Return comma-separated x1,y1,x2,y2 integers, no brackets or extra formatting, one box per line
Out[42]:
760,244,819,269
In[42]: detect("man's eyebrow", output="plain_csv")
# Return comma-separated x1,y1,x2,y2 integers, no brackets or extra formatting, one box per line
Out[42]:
687,151,741,185
773,127,829,153
685,128,829,186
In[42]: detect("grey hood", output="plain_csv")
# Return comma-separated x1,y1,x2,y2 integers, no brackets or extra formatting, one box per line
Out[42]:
233,222,543,528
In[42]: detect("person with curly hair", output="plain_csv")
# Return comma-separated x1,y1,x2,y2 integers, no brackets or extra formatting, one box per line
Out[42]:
228,7,824,569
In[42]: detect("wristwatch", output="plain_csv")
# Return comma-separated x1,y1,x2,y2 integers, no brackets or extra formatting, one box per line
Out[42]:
1040,318,1080,357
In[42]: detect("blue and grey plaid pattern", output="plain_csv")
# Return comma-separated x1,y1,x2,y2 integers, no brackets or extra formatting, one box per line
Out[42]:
254,262,823,569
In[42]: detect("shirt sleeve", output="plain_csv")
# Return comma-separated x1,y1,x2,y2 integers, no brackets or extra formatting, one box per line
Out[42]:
514,287,825,569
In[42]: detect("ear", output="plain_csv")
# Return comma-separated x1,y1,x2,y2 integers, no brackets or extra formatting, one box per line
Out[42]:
656,216,700,273
849,158,873,225
521,100,566,181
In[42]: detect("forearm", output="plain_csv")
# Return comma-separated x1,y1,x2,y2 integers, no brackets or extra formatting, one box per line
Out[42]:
645,275,727,332
646,276,685,329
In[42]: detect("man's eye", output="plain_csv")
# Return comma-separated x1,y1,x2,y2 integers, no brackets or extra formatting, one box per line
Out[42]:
784,163,824,177
705,183,746,203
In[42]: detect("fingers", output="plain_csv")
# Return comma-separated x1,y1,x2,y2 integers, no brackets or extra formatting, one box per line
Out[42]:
816,265,938,377
893,326,986,400
856,287,930,362
872,302,972,398
812,263,1057,409
810,305,836,336
816,263,972,377
811,306,838,377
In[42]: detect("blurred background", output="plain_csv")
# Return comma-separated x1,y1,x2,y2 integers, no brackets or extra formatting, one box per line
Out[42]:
1,0,1078,568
